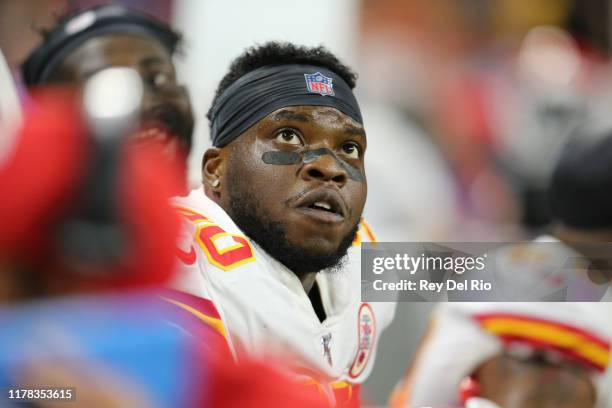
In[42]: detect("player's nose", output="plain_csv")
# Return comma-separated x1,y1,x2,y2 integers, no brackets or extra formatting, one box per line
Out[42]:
300,153,347,188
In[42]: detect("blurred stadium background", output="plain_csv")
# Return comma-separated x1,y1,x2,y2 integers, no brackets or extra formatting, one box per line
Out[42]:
2,0,611,404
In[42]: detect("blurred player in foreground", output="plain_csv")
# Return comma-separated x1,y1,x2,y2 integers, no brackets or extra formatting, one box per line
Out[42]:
171,42,395,406
21,4,194,190
0,68,328,407
0,70,182,299
0,69,193,406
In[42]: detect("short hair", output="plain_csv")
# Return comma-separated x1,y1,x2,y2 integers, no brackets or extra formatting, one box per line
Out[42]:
207,41,358,128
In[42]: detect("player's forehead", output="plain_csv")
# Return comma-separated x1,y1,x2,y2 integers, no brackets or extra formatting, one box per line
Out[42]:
262,106,366,137
53,33,173,81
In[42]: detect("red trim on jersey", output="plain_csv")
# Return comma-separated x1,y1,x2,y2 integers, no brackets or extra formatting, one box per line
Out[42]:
162,288,221,319
360,219,377,242
174,206,209,223
498,336,606,373
474,312,610,372
473,313,610,349
333,382,361,407
176,245,197,265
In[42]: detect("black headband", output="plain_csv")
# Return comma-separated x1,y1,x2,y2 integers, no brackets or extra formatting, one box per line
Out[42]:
209,64,363,147
22,5,179,86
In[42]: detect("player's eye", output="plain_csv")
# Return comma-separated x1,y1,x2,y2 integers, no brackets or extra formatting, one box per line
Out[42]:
153,72,172,87
147,72,174,89
340,141,361,159
154,72,170,87
275,129,302,146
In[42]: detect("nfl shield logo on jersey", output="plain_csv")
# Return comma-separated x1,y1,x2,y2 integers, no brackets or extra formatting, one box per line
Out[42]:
304,72,335,96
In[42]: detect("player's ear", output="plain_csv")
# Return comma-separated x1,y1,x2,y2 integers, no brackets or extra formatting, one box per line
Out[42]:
202,147,223,198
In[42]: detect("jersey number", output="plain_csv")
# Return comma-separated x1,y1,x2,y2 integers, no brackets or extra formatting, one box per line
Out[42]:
177,207,256,271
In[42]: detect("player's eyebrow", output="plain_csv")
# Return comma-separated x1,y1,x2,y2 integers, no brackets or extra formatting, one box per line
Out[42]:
343,124,366,137
315,109,365,137
270,110,311,123
270,109,365,137
139,56,166,68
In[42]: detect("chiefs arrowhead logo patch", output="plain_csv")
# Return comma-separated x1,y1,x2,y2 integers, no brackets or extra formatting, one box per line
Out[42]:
349,303,376,379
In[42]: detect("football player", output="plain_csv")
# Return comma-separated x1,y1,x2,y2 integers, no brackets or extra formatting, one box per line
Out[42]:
169,42,395,406
0,85,329,408
479,126,612,302
391,128,612,408
545,127,612,301
475,126,612,302
21,4,194,190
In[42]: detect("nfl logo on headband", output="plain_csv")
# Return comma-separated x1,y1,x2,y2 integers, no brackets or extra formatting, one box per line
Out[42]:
304,72,334,96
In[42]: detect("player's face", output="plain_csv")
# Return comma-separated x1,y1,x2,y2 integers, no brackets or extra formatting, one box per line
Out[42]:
47,33,194,163
475,354,597,408
216,106,367,273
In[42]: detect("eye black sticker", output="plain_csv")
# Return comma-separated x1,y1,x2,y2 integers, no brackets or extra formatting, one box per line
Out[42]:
262,148,364,182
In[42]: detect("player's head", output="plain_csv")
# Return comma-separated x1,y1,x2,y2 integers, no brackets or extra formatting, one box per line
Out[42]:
21,4,194,170
548,129,612,240
472,352,597,408
455,306,609,408
204,42,365,276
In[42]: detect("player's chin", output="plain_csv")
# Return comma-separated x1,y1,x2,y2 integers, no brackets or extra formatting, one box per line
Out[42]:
285,239,343,264
285,218,353,254
288,212,344,241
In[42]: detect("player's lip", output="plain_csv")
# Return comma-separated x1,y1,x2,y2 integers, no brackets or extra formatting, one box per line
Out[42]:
293,188,347,223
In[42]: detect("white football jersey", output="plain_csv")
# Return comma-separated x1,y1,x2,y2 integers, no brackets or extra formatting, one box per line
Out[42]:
392,301,612,408
170,188,395,401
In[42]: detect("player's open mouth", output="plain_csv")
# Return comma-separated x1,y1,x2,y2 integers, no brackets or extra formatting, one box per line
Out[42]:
294,188,346,223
